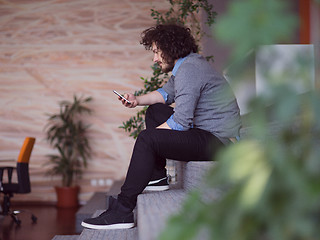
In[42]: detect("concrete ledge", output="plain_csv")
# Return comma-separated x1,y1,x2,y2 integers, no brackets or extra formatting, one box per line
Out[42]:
182,161,217,192
79,228,137,240
137,190,187,240
52,235,79,240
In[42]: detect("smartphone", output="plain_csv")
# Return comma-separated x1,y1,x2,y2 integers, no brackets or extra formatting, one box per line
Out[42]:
113,90,131,104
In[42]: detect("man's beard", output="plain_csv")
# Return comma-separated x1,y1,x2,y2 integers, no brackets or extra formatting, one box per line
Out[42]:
160,62,174,73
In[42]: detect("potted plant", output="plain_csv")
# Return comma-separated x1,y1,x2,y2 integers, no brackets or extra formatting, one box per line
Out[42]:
45,95,93,208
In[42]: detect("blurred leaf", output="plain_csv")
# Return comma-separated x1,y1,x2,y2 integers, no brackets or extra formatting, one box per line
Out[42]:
214,0,297,62
158,1,320,240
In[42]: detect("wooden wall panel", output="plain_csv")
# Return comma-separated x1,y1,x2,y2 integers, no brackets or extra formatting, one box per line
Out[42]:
0,0,170,203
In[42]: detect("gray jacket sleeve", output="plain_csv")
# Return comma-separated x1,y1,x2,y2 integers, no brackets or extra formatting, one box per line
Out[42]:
162,75,175,105
162,63,201,129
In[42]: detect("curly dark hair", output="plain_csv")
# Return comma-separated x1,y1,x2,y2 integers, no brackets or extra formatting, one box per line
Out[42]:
140,24,198,66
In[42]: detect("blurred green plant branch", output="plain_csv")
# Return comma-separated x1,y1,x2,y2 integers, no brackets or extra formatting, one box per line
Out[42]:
158,0,320,239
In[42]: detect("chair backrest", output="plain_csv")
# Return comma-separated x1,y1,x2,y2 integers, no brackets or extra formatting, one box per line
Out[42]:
17,137,36,164
16,137,36,193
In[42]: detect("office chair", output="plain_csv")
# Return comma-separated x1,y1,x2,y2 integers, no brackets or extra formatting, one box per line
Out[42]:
0,137,37,225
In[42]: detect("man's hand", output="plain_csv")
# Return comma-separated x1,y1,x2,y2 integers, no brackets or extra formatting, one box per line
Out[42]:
118,90,165,108
120,93,138,108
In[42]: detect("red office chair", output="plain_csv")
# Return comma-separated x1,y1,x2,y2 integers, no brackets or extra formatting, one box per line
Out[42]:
0,137,37,225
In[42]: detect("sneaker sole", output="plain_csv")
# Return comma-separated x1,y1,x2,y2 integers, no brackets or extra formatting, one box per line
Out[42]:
144,185,169,191
81,221,134,230
148,177,167,185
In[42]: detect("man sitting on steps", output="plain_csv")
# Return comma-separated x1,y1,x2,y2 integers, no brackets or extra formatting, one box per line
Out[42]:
81,23,241,230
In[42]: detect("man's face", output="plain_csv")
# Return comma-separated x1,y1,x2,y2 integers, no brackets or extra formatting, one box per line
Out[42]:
152,43,174,73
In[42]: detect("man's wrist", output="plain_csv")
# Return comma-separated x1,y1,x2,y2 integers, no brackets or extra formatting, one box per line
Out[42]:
135,96,141,106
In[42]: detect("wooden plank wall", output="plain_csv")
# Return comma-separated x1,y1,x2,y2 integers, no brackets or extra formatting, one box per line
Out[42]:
0,0,170,203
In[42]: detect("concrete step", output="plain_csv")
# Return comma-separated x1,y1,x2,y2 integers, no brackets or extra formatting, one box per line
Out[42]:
182,161,217,192
52,235,79,240
78,210,137,240
136,161,219,240
73,160,217,240
79,228,137,240
137,189,187,240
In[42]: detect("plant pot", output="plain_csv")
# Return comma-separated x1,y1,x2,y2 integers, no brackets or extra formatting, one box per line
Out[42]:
55,185,80,208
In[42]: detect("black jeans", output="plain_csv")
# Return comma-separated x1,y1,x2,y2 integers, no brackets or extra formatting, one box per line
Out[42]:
117,103,224,210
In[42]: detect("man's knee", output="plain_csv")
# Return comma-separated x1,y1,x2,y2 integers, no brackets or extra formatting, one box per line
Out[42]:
138,128,164,142
146,103,173,120
145,103,172,129
145,103,166,118
137,129,151,142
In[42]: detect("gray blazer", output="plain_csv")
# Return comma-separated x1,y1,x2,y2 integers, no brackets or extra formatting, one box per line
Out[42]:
162,53,241,143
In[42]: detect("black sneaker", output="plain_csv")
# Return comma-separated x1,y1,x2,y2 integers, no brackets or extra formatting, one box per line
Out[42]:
144,176,169,191
81,196,134,230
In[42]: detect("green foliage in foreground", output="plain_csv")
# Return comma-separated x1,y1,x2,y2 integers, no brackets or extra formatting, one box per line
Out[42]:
159,88,320,240
215,0,296,62
158,0,320,239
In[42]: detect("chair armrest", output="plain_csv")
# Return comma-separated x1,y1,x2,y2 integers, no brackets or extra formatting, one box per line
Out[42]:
0,166,16,184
